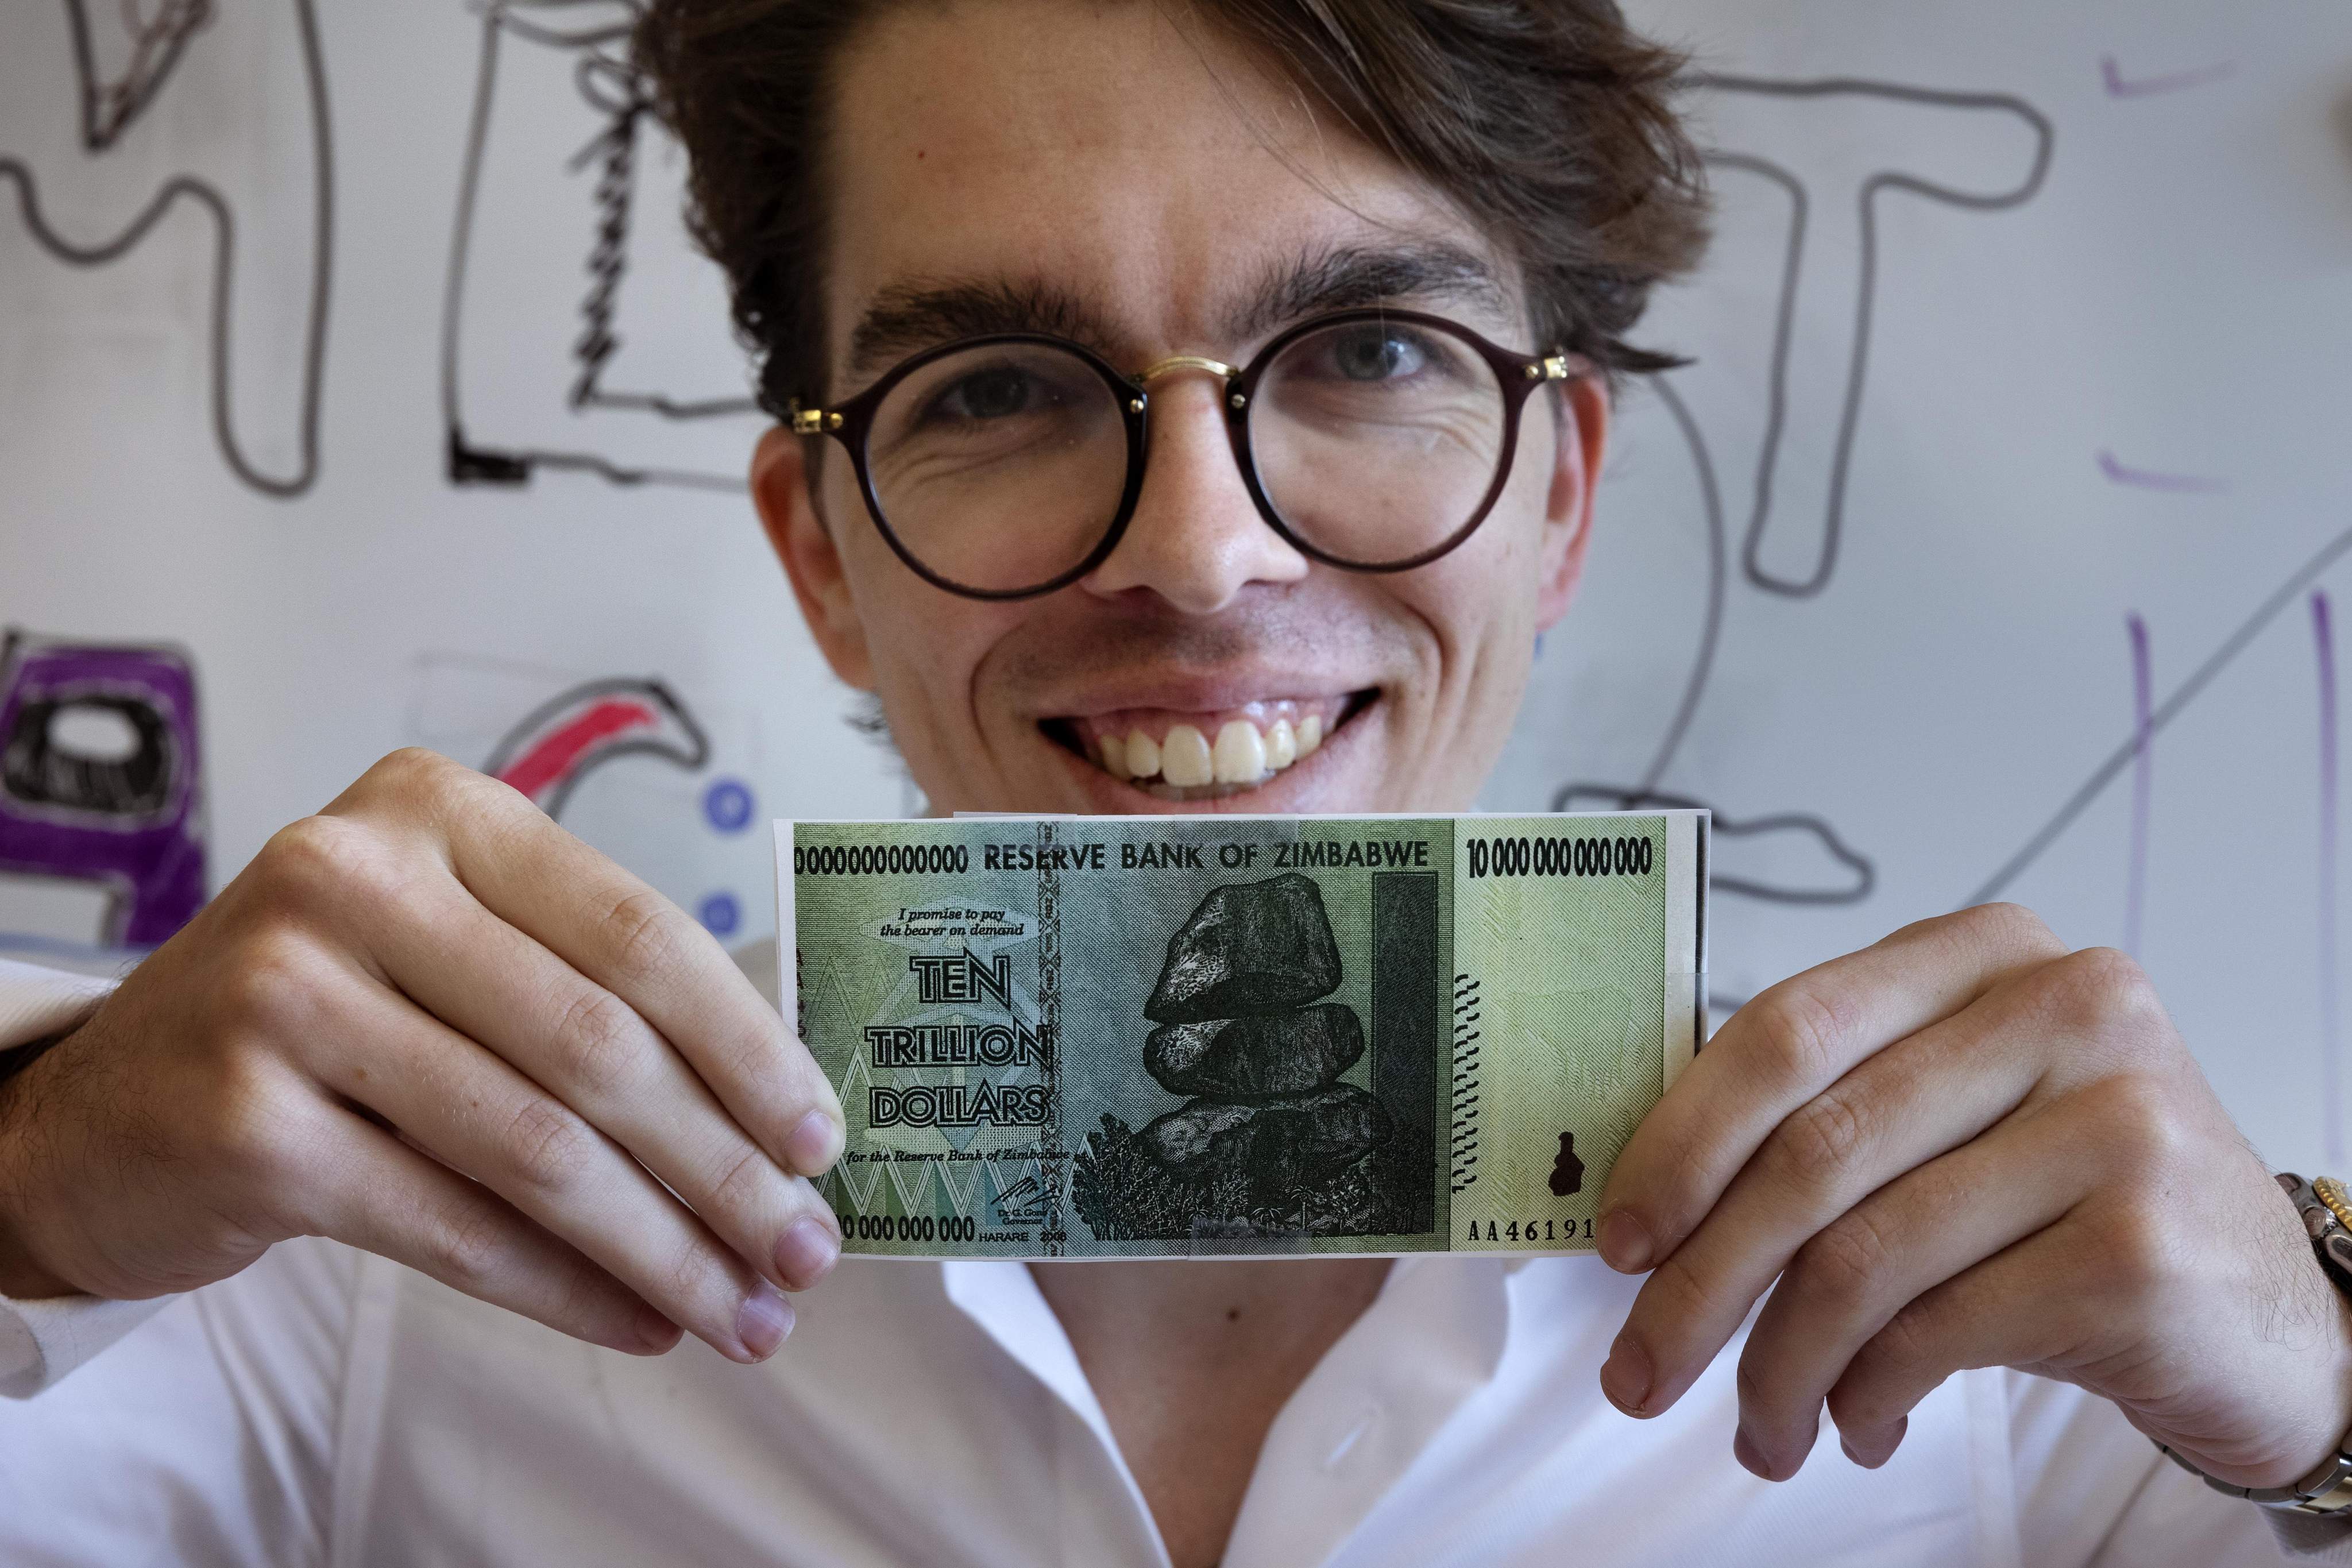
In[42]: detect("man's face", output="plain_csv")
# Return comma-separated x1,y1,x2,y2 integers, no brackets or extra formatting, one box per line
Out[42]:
754,0,1608,817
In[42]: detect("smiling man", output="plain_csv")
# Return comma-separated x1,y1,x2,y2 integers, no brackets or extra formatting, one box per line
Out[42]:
2,3,2351,1566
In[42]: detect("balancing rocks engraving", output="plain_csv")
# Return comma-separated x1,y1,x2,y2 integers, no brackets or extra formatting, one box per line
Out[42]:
1072,872,1411,1241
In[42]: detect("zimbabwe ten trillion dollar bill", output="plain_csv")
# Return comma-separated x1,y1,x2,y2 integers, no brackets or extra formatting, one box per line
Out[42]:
778,813,1706,1259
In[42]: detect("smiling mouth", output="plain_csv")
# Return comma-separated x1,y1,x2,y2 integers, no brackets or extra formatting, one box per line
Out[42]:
1041,691,1377,801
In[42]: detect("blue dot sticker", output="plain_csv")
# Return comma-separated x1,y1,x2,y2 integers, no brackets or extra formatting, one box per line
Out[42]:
698,891,741,937
702,777,756,835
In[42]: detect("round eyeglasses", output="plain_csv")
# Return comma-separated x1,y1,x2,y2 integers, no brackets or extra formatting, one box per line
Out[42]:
789,308,1583,602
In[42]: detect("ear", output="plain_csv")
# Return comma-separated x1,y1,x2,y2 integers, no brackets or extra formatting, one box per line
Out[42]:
752,426,877,691
1534,374,1611,633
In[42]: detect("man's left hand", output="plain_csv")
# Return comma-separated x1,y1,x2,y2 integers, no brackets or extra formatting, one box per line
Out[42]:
1595,902,2352,1486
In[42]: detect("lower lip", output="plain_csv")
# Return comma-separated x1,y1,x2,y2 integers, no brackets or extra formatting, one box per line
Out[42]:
1048,700,1374,813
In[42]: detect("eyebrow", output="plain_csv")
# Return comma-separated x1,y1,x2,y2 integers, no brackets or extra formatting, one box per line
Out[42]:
845,280,1118,386
1226,241,1515,346
839,239,1516,390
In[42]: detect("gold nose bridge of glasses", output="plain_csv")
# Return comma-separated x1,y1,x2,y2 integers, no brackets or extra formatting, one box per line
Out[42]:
1127,355,1242,415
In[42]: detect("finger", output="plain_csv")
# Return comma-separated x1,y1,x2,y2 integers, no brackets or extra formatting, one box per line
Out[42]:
1601,963,2061,1422
361,867,840,1293
1820,1222,2099,1472
1597,902,2064,1273
301,968,797,1364
303,1100,685,1356
461,775,846,1175
1729,1104,2100,1479
335,752,844,1178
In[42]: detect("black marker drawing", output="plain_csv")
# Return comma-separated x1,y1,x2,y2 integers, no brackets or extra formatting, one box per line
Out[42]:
1554,783,1875,907
441,0,762,492
1690,76,2056,601
64,0,213,150
1555,75,2053,906
1967,519,2352,907
0,0,333,499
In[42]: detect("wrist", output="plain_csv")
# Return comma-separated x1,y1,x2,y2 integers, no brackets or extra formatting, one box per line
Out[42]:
2289,1285,2352,1484
2278,1181,2352,1486
0,1038,78,1301
2197,1172,2352,1497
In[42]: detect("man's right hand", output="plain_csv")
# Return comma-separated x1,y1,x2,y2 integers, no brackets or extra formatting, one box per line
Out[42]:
0,749,843,1363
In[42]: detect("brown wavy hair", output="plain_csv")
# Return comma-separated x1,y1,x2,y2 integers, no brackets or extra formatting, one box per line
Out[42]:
634,0,1711,414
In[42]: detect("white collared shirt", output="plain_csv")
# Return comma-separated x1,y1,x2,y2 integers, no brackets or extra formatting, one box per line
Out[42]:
2,953,2347,1567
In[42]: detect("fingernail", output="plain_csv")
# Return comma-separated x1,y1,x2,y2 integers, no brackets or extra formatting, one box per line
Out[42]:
634,1304,682,1354
1842,1417,1906,1468
1600,1333,1652,1415
775,1215,841,1290
1733,1423,1773,1479
1597,1208,1653,1273
734,1281,795,1361
783,1110,843,1176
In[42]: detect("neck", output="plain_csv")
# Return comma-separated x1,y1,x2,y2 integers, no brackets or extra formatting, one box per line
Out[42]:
1029,1257,1392,1568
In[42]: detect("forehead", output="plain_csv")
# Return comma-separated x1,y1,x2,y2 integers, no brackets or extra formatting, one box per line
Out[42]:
822,0,1521,369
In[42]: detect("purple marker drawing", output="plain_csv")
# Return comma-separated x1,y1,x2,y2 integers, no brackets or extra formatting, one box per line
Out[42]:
0,630,207,947
2098,450,2230,494
2101,55,2237,99
2317,592,2341,1164
2125,614,2153,961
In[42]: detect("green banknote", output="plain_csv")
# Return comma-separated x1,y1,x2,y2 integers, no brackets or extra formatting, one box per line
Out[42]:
778,813,1705,1259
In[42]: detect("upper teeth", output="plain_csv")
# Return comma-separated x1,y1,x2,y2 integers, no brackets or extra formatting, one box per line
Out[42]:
1094,713,1323,788
1211,721,1264,784
1163,725,1214,787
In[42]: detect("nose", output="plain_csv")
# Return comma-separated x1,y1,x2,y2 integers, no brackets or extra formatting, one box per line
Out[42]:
1081,365,1309,614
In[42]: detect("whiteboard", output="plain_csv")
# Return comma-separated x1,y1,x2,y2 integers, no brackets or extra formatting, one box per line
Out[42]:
3,2,2348,1167
1506,0,2352,1169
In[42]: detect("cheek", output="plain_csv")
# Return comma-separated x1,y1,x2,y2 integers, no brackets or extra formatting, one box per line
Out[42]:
1414,484,1555,650
1440,401,1566,586
822,464,920,638
1369,546,1538,738
821,467,1009,717
1381,480,1554,754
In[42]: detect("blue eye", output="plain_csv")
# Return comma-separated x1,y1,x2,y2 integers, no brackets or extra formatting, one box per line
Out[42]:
1330,330,1428,382
943,367,1033,420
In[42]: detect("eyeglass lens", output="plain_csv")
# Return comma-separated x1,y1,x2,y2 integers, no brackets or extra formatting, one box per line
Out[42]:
1249,317,1508,570
863,319,1511,596
866,341,1132,596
